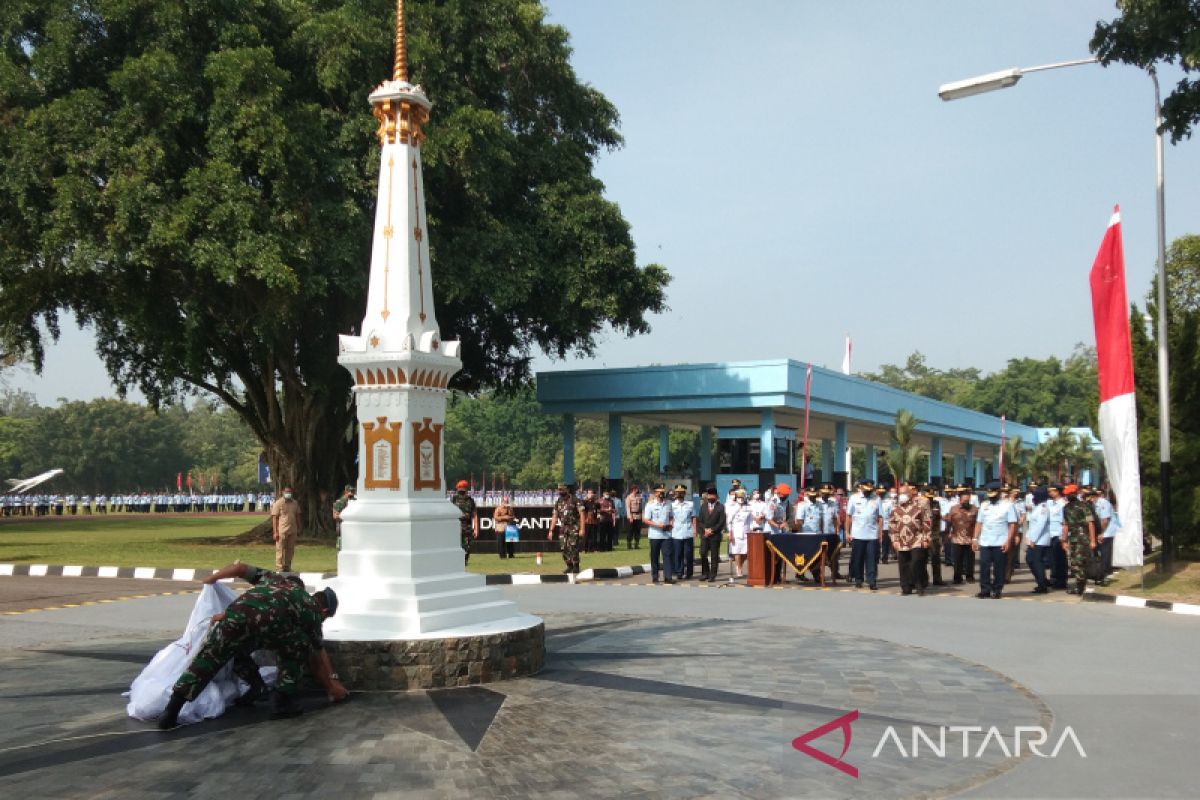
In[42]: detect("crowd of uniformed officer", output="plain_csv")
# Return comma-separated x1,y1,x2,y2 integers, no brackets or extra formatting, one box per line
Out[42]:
0,492,277,516
804,477,1120,597
554,476,1122,596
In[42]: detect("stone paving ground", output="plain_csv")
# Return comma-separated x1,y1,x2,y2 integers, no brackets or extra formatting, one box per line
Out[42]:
1,611,1047,800
1,569,1197,799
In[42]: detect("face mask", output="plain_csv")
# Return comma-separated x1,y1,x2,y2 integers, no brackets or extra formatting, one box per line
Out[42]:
283,493,293,500
898,493,909,503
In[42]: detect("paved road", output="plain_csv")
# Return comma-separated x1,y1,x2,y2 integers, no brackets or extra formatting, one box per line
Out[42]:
0,576,1195,798
0,576,199,615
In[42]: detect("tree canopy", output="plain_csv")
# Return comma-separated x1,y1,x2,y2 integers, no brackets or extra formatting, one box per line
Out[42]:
0,392,260,493
0,0,669,532
861,348,1097,428
1131,232,1200,550
1091,0,1200,142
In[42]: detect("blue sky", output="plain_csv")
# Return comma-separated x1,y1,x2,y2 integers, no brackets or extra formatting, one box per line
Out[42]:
16,0,1200,403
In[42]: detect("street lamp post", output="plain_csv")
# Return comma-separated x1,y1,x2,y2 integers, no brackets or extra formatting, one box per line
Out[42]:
938,57,1172,570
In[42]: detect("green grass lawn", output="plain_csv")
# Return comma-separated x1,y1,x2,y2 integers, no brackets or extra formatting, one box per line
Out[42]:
0,517,651,575
1106,558,1200,605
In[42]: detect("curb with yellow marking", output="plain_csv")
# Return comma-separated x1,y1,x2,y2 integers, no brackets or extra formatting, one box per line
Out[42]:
2,588,198,616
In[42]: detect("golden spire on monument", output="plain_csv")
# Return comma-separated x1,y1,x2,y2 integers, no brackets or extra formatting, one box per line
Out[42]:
393,0,408,82
372,0,429,148
338,0,452,357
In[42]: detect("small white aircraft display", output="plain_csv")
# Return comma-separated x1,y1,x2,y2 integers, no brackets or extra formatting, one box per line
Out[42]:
4,468,65,494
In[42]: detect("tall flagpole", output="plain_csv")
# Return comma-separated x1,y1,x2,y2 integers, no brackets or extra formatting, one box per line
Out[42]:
801,364,813,489
842,336,853,489
1151,68,1172,571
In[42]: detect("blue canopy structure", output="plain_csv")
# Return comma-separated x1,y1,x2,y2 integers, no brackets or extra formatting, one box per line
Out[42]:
536,359,1059,493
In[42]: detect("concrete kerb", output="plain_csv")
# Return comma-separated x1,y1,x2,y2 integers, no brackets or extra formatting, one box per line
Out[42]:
0,561,654,588
1081,587,1200,616
0,562,333,587
13,562,1200,616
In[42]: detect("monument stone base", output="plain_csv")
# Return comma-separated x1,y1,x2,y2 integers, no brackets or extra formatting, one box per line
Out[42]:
325,616,545,690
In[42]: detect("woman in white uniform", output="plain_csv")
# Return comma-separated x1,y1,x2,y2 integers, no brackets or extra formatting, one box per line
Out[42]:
727,489,752,578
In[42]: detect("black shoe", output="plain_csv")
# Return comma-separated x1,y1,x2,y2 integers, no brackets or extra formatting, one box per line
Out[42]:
932,581,946,586
664,578,675,585
901,590,912,596
992,592,1002,599
952,579,963,585
707,576,716,583
1032,587,1048,594
1066,587,1080,595
854,581,863,589
157,691,187,730
235,672,269,707
652,577,660,584
869,585,877,591
270,691,304,720
917,588,926,596
976,592,990,599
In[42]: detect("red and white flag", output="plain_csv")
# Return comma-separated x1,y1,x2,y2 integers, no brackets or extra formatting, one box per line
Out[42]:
1089,205,1143,567
998,415,1006,482
841,336,852,375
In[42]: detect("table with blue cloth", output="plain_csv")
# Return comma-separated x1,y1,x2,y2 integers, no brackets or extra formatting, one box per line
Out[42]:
765,533,842,586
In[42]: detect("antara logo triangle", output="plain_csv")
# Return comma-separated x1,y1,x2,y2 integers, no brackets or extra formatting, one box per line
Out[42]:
792,709,859,778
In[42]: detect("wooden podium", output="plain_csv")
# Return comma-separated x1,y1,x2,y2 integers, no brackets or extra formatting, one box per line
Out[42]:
746,532,779,587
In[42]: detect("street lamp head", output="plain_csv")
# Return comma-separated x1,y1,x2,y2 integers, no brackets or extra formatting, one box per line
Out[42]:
938,68,1022,101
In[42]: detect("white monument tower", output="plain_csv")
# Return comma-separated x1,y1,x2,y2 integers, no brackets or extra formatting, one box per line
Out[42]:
323,2,542,679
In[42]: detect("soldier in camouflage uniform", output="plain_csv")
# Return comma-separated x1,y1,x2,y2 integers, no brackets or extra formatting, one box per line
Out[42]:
549,483,585,574
157,562,346,729
451,480,479,566
1060,485,1097,595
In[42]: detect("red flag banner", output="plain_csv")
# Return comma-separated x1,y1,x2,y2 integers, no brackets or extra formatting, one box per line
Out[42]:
1090,206,1136,401
1088,205,1142,567
999,415,1006,482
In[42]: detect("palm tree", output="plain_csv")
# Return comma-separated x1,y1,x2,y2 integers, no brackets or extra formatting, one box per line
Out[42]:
1030,428,1097,483
884,409,922,485
1032,427,1070,482
1002,435,1028,485
1065,432,1097,483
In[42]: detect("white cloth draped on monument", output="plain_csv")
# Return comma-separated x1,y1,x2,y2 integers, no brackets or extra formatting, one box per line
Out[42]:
1089,206,1144,568
124,583,276,724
